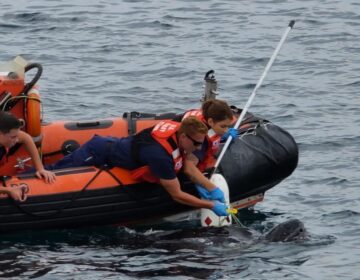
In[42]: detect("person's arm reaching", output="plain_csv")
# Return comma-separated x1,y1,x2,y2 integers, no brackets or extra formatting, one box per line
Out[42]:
159,178,214,209
142,144,228,216
160,178,228,216
183,157,216,190
18,131,56,183
184,156,225,203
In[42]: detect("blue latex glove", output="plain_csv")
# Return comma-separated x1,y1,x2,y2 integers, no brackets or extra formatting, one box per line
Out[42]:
195,185,225,203
209,187,225,203
195,184,211,199
211,201,229,216
220,127,238,142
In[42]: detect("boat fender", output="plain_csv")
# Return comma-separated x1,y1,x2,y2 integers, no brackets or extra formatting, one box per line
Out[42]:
26,86,41,138
200,173,232,227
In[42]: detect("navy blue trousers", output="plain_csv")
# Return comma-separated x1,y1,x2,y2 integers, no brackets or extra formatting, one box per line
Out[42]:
47,135,111,170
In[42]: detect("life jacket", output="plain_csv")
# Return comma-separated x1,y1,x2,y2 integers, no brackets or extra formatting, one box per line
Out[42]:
130,120,183,183
0,143,21,167
0,146,8,166
182,109,221,171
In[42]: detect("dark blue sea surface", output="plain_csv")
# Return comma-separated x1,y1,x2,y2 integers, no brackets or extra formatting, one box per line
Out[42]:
1,0,360,279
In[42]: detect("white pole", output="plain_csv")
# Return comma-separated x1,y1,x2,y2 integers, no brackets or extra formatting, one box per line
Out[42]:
212,20,295,174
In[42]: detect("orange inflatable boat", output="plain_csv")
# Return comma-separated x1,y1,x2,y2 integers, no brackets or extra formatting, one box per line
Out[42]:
0,57,298,232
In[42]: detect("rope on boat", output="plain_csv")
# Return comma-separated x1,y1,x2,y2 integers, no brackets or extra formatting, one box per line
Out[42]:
229,212,245,228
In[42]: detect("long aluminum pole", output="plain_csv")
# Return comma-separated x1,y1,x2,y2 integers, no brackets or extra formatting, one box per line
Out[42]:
212,20,295,174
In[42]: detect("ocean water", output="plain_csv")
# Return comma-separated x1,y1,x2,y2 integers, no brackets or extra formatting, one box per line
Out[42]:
1,0,360,279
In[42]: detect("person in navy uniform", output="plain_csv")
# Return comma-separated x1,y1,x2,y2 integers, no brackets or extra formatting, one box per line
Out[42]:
48,117,229,216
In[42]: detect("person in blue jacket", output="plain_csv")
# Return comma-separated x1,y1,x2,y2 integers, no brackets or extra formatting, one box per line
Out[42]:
48,117,229,217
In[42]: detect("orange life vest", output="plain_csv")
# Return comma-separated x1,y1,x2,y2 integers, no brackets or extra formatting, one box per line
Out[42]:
130,121,183,183
0,146,8,167
182,109,221,171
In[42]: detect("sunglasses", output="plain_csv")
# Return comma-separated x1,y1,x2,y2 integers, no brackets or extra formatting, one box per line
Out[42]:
185,133,204,147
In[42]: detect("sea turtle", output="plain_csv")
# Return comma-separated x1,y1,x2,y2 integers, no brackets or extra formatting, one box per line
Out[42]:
261,218,307,242
214,218,308,249
146,218,308,253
